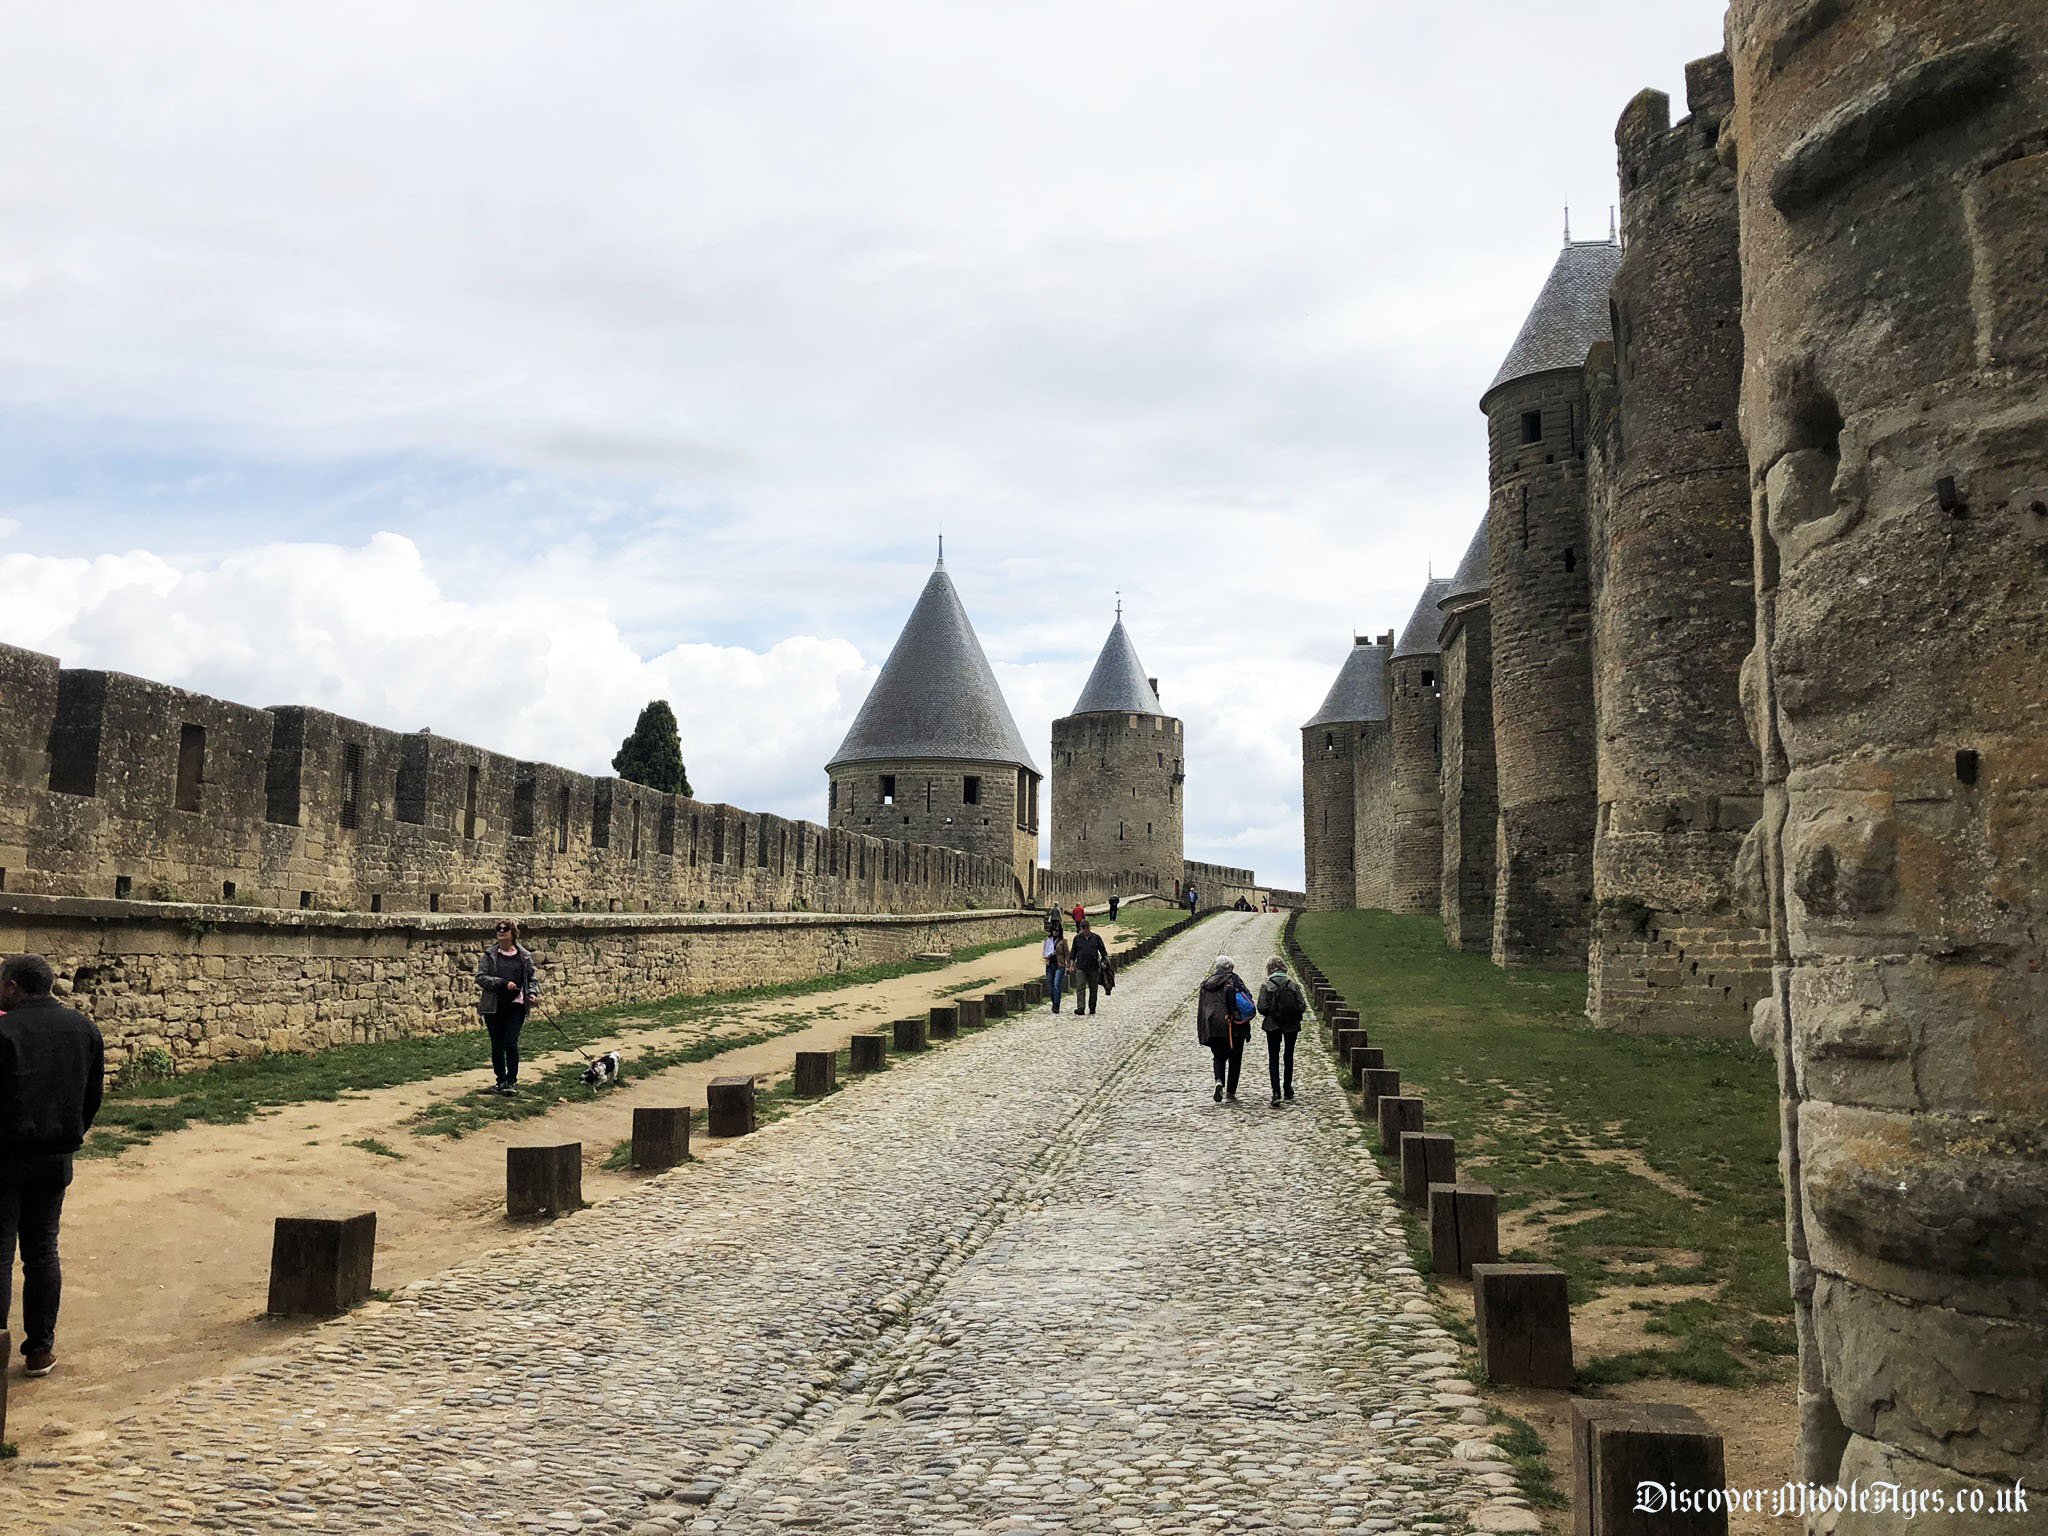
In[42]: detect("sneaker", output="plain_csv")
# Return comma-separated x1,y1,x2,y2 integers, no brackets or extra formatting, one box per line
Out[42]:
23,1348,55,1378
1284,1087,1295,1101
1227,1091,1238,1102
1213,1083,1224,1103
502,1082,518,1096
1272,1093,1282,1106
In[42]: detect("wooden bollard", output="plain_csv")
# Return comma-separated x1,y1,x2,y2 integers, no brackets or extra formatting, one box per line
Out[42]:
1571,1400,1727,1535
1399,1131,1456,1207
1025,978,1044,1004
707,1074,758,1137
1473,1263,1573,1389
893,1014,930,1053
507,1145,582,1219
1330,1006,1359,1029
1429,1182,1501,1277
1378,1094,1424,1154
956,997,987,1029
794,1049,837,1097
850,1033,888,1072
267,1212,377,1315
982,991,1009,1020
1333,1026,1366,1060
1349,1046,1385,1086
631,1106,690,1170
1363,1067,1401,1117
1004,985,1029,1012
0,1332,8,1445
929,1003,960,1040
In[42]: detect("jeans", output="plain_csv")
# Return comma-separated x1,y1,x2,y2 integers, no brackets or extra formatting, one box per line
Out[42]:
1266,1028,1298,1097
1074,971,1101,1014
1,1156,73,1353
1210,1035,1245,1096
487,1003,528,1084
1046,963,1065,1011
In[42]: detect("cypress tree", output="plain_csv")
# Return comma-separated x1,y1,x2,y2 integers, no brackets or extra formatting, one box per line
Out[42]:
612,700,692,798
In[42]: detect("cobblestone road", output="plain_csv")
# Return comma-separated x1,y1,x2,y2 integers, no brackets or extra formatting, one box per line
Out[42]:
5,912,1534,1535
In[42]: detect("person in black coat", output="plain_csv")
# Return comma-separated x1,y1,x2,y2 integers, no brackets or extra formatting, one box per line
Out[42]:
0,953,105,1379
476,921,539,1095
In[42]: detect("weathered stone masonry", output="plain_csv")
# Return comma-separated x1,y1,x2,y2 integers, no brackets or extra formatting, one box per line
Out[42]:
1437,521,1497,952
1384,580,1451,915
1301,633,1391,911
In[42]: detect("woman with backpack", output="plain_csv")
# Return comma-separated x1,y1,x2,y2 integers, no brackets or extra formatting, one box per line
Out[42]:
1196,955,1255,1102
1257,956,1306,1104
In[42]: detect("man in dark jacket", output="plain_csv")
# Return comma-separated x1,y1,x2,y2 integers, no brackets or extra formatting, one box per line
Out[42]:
1070,920,1109,1016
0,954,105,1379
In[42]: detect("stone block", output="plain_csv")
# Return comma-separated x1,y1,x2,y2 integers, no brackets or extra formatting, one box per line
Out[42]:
929,1003,959,1040
1473,1263,1573,1389
893,1014,930,1052
1363,1066,1401,1115
706,1074,757,1137
982,991,1009,1020
266,1211,376,1315
507,1145,582,1219
956,997,986,1029
1399,1131,1455,1208
1378,1094,1424,1154
793,1049,837,1097
1429,1182,1500,1278
1570,1399,1726,1535
850,1032,888,1071
630,1106,690,1170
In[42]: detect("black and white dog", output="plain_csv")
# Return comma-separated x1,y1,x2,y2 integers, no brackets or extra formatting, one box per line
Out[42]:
581,1050,624,1088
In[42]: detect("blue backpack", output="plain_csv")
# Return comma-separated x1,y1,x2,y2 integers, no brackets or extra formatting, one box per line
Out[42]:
1228,977,1257,1024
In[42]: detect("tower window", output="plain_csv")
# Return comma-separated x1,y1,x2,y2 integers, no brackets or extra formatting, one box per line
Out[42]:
880,774,896,806
175,724,206,812
340,742,363,829
963,775,981,805
464,764,480,840
1520,409,1542,444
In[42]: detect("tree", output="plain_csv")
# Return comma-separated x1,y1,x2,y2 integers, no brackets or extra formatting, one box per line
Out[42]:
612,700,692,798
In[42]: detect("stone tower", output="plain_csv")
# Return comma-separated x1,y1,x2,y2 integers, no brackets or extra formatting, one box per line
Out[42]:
827,554,1041,903
1050,614,1183,894
1481,236,1621,966
1385,578,1453,913
1584,55,1769,1037
1727,1,2048,1510
1437,520,1496,949
1301,633,1391,911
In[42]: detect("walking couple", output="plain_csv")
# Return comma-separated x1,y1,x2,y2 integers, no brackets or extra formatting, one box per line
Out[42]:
1043,913,1109,1015
1196,954,1306,1104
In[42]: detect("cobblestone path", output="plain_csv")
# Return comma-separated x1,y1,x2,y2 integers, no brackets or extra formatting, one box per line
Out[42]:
6,912,1533,1535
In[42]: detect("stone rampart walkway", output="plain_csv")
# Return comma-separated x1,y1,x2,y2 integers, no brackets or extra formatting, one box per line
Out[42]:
5,913,1527,1535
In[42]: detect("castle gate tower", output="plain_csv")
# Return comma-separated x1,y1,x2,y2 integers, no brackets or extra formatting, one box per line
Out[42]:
827,554,1041,903
1436,522,1496,949
1385,578,1453,914
1728,1,2048,1508
1481,236,1622,966
1584,56,1769,1037
1301,633,1391,912
1049,614,1183,895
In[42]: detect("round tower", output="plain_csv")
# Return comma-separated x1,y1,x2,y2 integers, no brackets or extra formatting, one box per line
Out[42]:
1386,578,1453,913
1301,633,1391,912
1480,235,1621,966
826,554,1041,903
1437,519,1496,949
1049,614,1182,895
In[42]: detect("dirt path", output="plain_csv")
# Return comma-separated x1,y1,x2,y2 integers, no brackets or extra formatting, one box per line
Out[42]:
16,919,1146,1447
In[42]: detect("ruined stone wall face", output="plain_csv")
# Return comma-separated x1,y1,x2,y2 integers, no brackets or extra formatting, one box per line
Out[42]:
1386,655,1444,914
0,896,1034,1076
1301,725,1358,911
1727,2,2048,1511
828,755,1037,901
1484,374,1598,967
1586,56,1771,1038
1438,610,1497,950
1351,722,1395,910
0,646,1021,918
1049,711,1184,887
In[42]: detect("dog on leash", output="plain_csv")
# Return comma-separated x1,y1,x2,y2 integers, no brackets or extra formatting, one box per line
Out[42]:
581,1050,624,1088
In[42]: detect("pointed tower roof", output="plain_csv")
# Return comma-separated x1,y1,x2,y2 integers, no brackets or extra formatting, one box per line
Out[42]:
1069,617,1165,717
828,558,1038,773
1392,578,1455,660
1440,518,1491,611
1482,240,1623,407
1303,637,1390,729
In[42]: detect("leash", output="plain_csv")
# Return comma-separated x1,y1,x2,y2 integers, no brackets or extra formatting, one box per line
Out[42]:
525,995,601,1068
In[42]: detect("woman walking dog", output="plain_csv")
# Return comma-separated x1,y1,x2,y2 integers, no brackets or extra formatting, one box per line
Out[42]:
476,921,539,1095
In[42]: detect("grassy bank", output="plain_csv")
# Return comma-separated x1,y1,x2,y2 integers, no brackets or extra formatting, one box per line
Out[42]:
1296,910,1791,1389
1108,904,1193,942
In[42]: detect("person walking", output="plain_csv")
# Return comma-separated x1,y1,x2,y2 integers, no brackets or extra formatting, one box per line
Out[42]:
1106,892,1120,923
476,921,538,1095
1257,956,1307,1104
1044,926,1072,1013
1186,887,1199,916
1070,900,1087,929
0,954,106,1380
1070,919,1109,1016
1196,955,1254,1102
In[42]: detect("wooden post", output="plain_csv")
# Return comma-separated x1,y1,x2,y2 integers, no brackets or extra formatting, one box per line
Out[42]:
1428,1181,1501,1277
929,1003,960,1040
957,997,987,1028
1333,1026,1366,1060
1472,1263,1573,1389
1348,1046,1385,1087
981,992,1009,1020
1378,1094,1424,1154
267,1212,377,1315
1399,1131,1456,1207
1004,985,1029,1013
707,1075,758,1137
850,1033,888,1071
507,1145,583,1219
893,1014,930,1053
1363,1067,1401,1117
631,1107,690,1170
1571,1400,1728,1535
794,1050,837,1097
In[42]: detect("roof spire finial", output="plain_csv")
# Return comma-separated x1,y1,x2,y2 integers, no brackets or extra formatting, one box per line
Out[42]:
1115,589,1122,620
1563,203,1571,245
936,532,944,568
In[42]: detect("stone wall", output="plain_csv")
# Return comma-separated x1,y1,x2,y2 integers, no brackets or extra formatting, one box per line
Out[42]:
0,644,1021,918
1726,0,2048,1511
828,754,1039,903
1351,721,1395,909
1439,600,1497,952
0,893,1037,1076
1301,723,1359,911
1584,55,1770,1038
1048,709,1185,889
1386,654,1445,914
1181,860,1262,910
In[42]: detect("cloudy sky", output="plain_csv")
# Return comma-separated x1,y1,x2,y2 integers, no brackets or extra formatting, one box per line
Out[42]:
0,1,1727,890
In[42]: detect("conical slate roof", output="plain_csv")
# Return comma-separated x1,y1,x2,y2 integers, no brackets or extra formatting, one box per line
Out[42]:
1069,618,1165,717
1392,579,1455,660
1303,638,1390,729
828,560,1038,773
1482,240,1623,405
1440,518,1490,610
